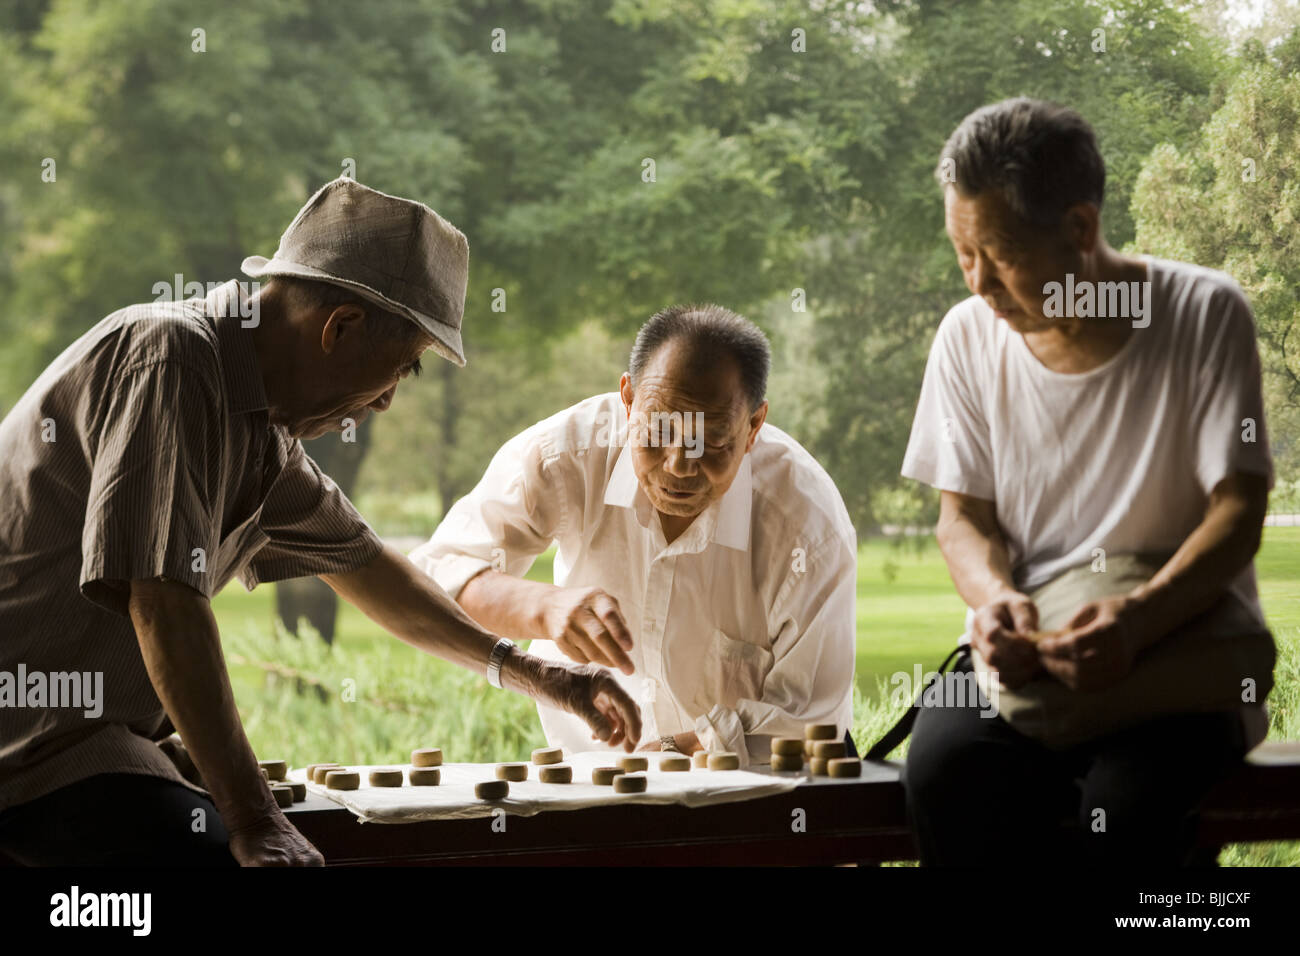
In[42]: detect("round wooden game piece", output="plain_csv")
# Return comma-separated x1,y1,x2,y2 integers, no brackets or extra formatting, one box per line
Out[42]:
805,723,838,741
258,759,288,781
828,758,862,778
259,768,270,781
496,762,529,781
813,740,847,759
409,767,441,786
539,764,572,784
592,766,625,785
771,737,804,756
771,753,805,772
660,755,691,772
692,751,710,768
613,773,647,793
369,768,404,787
411,748,443,767
325,769,360,790
619,756,649,773
532,747,563,765
475,780,509,800
810,757,830,776
707,753,740,771
311,764,343,785
286,781,307,802
270,784,293,808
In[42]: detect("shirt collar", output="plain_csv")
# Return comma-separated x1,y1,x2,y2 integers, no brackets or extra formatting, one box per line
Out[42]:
604,441,641,508
714,452,752,551
208,280,268,415
602,442,753,552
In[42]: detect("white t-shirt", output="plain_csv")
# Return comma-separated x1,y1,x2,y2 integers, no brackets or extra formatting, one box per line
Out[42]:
901,256,1274,635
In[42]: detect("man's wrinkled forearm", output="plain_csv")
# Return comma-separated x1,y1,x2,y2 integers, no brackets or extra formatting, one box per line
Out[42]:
129,582,278,832
1127,479,1267,648
936,504,1020,610
458,569,558,644
323,545,513,675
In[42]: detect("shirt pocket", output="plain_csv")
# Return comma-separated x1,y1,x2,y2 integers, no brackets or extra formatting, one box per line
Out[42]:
687,626,774,714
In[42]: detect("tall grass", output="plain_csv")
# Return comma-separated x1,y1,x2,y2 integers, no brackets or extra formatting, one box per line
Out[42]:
227,623,548,768
220,531,1300,866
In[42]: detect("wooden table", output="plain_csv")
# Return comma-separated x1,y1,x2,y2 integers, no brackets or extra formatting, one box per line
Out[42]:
283,759,913,866
283,742,1300,866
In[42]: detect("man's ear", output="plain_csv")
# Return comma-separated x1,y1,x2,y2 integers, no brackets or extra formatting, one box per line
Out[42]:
319,304,368,355
1061,202,1100,255
744,400,768,453
619,372,634,416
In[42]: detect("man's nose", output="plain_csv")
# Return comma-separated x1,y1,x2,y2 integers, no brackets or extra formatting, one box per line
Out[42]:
662,442,698,476
370,383,397,413
969,252,1002,297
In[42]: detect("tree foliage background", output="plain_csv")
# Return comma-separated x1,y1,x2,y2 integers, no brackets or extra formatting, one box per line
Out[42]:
2,0,1297,543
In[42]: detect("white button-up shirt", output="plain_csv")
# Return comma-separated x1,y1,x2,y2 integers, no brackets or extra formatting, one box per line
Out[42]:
410,392,857,766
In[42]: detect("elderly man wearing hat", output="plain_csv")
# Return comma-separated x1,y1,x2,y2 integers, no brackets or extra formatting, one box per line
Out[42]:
0,178,641,866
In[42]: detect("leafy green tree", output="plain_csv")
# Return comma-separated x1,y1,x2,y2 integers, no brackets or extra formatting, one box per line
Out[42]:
791,0,1230,530
0,0,1277,548
1132,29,1300,484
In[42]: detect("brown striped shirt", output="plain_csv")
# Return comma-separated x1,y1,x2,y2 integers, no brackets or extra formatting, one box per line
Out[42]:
0,280,383,809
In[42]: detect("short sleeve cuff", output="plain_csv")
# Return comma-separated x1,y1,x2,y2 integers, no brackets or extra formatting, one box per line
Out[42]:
81,552,215,616
900,456,996,500
237,530,384,590
1196,458,1275,498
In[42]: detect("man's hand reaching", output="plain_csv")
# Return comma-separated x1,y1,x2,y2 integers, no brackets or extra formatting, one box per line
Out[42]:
540,586,635,675
505,654,643,752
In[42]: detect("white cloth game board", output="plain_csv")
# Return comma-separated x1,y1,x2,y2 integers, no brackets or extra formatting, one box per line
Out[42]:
292,751,806,823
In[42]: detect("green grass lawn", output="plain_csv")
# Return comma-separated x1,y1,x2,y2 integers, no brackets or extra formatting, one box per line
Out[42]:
219,528,1300,702
213,527,1300,866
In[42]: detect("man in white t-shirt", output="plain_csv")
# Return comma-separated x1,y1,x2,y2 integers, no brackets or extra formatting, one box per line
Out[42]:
899,98,1274,866
411,305,857,766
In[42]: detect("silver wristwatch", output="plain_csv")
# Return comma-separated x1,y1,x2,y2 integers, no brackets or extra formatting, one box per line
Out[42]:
660,735,680,753
486,637,516,689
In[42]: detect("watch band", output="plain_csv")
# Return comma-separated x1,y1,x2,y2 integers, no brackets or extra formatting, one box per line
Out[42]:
486,637,516,689
660,735,679,753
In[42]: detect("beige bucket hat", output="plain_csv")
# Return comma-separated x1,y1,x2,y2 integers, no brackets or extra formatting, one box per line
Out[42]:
242,177,470,366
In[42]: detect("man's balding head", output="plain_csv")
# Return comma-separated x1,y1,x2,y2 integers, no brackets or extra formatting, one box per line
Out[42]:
627,304,770,413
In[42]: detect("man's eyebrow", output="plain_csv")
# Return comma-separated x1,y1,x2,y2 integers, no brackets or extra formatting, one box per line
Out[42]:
983,226,1023,246
696,411,742,436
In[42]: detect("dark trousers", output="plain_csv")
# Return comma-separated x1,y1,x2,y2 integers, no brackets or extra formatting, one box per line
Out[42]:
0,773,238,866
902,660,1248,866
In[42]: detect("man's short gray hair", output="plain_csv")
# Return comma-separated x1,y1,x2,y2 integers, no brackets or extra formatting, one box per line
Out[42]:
936,97,1106,228
628,304,770,412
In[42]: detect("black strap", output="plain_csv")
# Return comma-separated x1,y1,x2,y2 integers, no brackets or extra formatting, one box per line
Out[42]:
864,644,971,761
